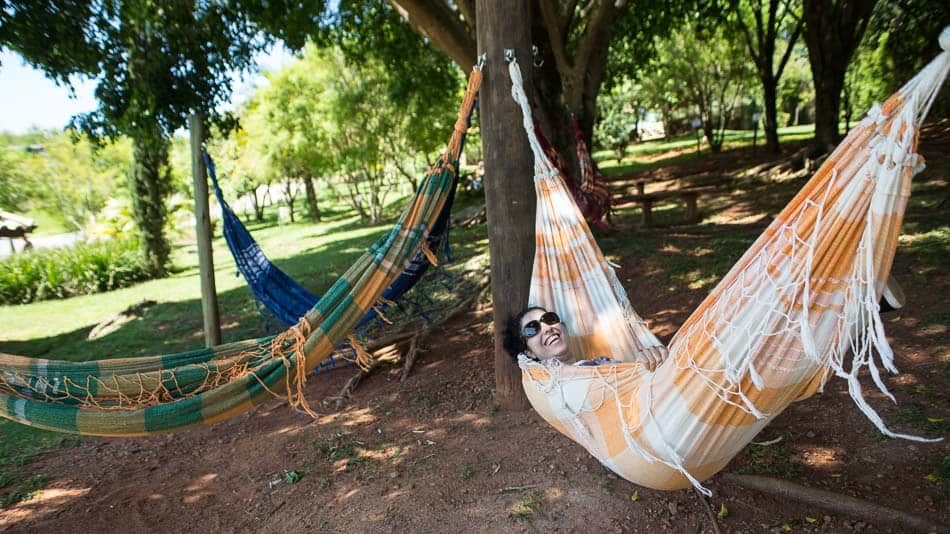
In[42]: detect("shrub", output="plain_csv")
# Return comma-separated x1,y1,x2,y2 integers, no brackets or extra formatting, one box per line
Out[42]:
0,237,153,304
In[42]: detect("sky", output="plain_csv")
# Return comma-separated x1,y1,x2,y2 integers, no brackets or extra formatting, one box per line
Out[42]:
0,43,295,135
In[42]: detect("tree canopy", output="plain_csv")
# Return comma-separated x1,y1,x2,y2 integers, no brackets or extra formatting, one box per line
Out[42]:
0,0,319,274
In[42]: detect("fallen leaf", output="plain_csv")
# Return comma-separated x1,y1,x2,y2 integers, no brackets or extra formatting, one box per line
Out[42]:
926,417,943,423
782,523,792,531
717,504,728,518
830,473,842,478
630,490,639,502
805,517,818,523
924,473,941,483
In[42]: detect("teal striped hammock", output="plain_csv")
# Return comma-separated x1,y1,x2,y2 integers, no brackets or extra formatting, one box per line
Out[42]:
0,67,483,437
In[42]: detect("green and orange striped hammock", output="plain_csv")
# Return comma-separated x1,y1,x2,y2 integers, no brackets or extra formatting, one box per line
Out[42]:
511,33,948,495
0,67,483,437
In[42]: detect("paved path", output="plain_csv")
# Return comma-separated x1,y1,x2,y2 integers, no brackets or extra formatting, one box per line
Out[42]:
0,231,84,258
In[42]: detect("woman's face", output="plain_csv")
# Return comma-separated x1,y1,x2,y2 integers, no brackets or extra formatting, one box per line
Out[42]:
520,308,569,361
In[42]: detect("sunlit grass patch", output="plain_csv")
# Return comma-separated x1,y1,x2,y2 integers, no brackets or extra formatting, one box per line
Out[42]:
509,489,544,520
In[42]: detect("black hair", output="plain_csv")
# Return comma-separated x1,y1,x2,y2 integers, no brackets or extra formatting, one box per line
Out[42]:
503,306,546,360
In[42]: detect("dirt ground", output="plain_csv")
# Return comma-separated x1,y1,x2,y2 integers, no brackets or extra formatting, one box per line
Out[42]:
1,130,948,533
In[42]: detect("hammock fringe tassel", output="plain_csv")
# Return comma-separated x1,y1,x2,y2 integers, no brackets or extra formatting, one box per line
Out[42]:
0,65,484,437
511,33,948,495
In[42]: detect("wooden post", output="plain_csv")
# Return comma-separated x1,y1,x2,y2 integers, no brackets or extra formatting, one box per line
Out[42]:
477,0,534,409
640,198,654,227
682,192,700,223
189,114,221,347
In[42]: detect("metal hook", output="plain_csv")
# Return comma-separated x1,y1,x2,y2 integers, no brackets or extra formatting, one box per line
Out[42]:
474,53,487,71
531,44,544,67
504,48,515,62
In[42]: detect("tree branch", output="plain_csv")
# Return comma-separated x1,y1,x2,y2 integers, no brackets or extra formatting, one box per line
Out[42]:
731,3,762,66
538,0,573,92
573,0,618,80
561,0,581,37
775,16,803,80
574,0,625,113
387,0,477,71
456,0,476,33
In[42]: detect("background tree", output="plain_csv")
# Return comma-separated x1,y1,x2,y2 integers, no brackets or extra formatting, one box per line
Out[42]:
0,145,27,211
0,1,319,275
25,134,128,231
777,42,814,126
842,0,950,124
208,124,272,223
729,0,804,153
652,23,755,153
594,79,643,162
801,0,876,154
638,68,685,141
322,2,463,190
1,131,130,231
319,1,694,179
250,56,336,223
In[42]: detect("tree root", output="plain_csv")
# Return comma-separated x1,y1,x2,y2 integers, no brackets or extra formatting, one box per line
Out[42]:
398,273,490,382
693,488,722,534
398,335,421,382
331,273,491,407
331,360,380,411
720,473,949,533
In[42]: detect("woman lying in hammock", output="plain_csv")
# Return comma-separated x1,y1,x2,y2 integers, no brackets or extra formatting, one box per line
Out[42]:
504,306,618,366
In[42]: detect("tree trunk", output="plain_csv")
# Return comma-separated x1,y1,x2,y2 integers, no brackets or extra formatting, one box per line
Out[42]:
129,131,171,277
810,56,846,153
762,73,781,153
802,0,876,155
477,0,534,410
304,176,320,222
282,179,296,223
251,188,264,222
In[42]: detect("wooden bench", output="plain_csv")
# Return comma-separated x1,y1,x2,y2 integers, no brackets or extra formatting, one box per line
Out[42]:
608,176,661,196
611,172,729,192
613,188,707,227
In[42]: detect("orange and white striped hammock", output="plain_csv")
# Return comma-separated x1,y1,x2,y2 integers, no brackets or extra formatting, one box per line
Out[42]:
509,31,948,495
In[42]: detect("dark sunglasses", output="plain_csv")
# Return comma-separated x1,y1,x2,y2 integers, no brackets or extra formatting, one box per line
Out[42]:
521,311,561,339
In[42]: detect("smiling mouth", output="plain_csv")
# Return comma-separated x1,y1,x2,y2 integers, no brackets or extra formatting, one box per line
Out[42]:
543,331,561,346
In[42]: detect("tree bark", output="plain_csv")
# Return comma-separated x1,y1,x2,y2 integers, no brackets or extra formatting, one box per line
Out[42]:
802,0,876,155
477,0,534,410
762,73,781,152
303,176,320,222
389,0,477,70
281,179,297,223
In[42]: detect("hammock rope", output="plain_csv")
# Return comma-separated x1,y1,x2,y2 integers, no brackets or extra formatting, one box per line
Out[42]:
512,31,948,495
0,65,483,437
206,99,475,330
507,52,667,365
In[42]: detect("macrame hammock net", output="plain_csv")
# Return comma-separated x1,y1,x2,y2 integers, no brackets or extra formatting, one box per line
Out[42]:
513,34,949,495
0,68,483,437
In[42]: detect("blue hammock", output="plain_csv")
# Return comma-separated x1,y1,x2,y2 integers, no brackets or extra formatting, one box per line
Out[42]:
205,126,467,329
